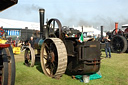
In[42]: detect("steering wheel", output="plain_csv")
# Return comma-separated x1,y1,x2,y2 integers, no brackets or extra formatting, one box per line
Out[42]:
0,27,5,36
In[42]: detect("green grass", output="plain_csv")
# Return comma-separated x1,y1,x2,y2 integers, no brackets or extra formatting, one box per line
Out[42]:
15,52,128,85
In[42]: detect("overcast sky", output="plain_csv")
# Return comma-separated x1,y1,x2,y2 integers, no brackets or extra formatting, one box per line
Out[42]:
1,0,128,31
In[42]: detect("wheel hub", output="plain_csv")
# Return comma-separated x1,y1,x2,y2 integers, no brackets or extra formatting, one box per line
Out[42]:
50,52,55,63
116,43,120,47
27,54,30,60
47,52,55,63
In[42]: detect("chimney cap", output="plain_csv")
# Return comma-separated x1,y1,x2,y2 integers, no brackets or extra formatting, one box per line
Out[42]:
39,9,45,12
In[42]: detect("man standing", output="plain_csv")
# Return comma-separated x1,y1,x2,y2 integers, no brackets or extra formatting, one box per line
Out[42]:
15,36,19,47
104,35,111,58
7,36,12,44
29,36,34,48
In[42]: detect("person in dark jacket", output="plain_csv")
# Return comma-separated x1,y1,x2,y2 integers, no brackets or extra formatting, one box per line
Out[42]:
29,36,34,48
104,35,111,58
7,36,12,44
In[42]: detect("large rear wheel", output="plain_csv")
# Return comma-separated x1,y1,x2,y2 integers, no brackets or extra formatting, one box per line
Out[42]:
0,50,8,85
4,46,16,85
0,46,16,85
40,38,67,79
111,35,127,53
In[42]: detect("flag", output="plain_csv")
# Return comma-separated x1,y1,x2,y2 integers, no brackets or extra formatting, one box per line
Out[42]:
79,32,84,43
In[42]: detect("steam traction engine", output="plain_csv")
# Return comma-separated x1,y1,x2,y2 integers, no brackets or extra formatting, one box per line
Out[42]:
24,9,101,79
0,0,17,84
0,38,15,85
110,22,128,53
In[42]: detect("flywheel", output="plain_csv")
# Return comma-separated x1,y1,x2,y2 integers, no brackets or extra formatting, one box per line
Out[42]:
40,38,67,79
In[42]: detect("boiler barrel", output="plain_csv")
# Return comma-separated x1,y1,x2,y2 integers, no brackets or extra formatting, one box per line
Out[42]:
33,38,44,49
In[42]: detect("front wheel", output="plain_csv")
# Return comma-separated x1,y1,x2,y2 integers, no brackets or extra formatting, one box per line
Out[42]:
24,46,35,67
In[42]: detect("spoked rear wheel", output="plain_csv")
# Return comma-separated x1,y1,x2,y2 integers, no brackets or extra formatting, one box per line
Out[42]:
40,38,67,79
111,35,127,53
24,46,35,67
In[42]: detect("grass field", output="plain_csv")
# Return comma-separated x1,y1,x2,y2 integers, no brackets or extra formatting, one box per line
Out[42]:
15,52,128,85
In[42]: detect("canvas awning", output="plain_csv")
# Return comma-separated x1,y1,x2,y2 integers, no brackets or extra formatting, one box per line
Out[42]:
0,0,18,12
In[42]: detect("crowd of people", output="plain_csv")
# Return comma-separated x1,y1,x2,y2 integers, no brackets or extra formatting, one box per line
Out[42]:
6,36,20,47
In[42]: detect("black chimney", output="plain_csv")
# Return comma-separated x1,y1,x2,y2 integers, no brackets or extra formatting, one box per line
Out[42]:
39,9,45,38
101,26,103,39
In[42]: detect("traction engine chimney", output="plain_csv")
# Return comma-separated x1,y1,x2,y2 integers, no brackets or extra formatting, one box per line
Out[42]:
115,22,118,34
39,9,45,39
101,26,103,40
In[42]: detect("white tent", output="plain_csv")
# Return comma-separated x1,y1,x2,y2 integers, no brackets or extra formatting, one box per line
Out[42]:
0,18,40,30
74,26,106,37
122,24,128,28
